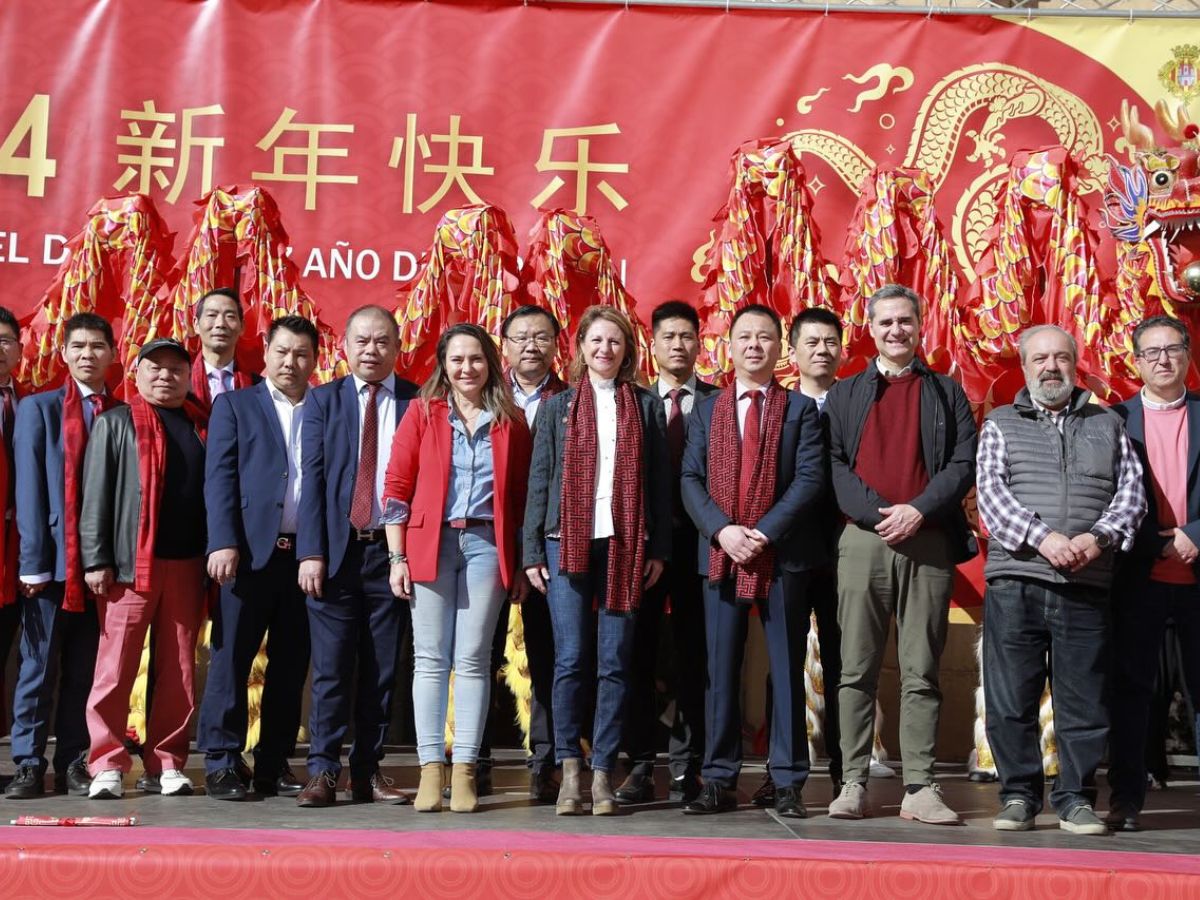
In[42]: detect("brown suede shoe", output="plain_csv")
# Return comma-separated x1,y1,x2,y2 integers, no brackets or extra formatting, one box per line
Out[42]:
414,763,445,812
296,771,339,808
450,763,478,813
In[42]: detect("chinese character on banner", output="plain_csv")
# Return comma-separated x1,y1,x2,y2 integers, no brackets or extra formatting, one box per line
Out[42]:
251,107,357,211
531,123,629,215
388,114,495,214
113,101,225,203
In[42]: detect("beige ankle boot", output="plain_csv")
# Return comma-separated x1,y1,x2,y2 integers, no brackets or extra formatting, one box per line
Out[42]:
450,763,478,813
556,758,583,815
414,762,444,812
591,769,617,816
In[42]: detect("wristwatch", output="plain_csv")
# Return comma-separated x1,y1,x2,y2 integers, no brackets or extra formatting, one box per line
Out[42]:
1089,529,1112,551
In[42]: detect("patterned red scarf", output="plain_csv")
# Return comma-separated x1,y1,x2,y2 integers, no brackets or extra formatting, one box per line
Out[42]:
559,380,646,616
190,355,254,412
0,381,24,608
707,381,787,602
128,393,206,592
63,379,121,612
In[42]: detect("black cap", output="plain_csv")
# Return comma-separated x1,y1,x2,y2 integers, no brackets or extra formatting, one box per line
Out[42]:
136,338,191,364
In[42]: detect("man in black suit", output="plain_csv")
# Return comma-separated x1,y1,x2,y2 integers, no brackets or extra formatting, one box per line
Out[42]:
616,300,717,807
680,304,826,817
1109,315,1200,832
198,316,319,800
295,305,418,808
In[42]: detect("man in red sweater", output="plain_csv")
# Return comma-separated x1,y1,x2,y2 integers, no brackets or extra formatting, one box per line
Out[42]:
823,285,978,825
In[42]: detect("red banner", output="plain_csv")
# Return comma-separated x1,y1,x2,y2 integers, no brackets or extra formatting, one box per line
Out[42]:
0,0,1158,336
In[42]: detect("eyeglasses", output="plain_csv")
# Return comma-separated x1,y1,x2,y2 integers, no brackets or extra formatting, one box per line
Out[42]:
0,337,18,350
1136,343,1189,362
505,334,555,347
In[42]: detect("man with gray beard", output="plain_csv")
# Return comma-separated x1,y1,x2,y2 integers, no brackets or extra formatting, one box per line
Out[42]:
976,325,1146,835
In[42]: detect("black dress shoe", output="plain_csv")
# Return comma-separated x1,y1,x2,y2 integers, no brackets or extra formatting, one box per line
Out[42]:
775,786,807,819
254,765,304,797
530,768,559,804
233,757,253,789
206,767,248,801
5,765,45,799
751,775,776,808
682,783,737,815
60,759,92,796
669,774,702,805
136,772,161,794
614,772,656,805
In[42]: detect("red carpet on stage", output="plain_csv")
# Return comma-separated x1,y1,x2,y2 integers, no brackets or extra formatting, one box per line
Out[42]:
3,827,1198,898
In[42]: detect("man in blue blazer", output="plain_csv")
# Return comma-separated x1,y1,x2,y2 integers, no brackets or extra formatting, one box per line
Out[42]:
197,316,319,801
296,305,418,807
1109,314,1200,832
7,313,114,799
680,304,826,817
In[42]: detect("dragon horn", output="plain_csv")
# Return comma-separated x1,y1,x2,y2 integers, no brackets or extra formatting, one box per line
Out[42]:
1155,99,1188,142
1121,99,1156,152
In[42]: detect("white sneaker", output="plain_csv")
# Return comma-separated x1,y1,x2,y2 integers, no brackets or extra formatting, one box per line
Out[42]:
88,770,124,799
868,758,895,778
160,770,194,796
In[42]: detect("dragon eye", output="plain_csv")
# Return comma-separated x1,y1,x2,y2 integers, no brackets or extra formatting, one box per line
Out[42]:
1153,171,1173,188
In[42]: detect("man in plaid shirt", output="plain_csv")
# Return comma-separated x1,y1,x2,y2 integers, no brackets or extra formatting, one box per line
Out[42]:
977,324,1145,836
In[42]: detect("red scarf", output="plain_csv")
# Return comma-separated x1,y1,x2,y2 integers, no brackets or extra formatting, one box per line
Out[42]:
0,381,24,608
190,356,254,412
707,381,787,602
127,394,206,592
63,380,121,612
559,380,646,616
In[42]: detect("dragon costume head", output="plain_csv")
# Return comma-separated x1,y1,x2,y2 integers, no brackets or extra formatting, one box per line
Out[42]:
1107,100,1200,312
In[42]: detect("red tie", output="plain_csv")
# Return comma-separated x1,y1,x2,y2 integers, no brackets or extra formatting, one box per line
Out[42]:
739,391,762,501
86,394,104,432
666,387,687,471
350,382,381,530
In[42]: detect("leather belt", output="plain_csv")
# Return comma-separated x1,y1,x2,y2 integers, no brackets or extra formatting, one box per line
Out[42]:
352,528,386,543
447,518,491,530
275,534,296,552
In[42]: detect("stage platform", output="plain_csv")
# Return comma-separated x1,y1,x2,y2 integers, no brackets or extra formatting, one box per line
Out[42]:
2,751,1199,898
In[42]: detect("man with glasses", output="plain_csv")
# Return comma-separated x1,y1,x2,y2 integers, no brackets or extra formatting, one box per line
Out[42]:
497,305,566,801
977,325,1145,835
1107,316,1200,832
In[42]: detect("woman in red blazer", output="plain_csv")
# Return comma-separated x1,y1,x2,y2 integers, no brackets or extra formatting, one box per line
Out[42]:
383,323,532,814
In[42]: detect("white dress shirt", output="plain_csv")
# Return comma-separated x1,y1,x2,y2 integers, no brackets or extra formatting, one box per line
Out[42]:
269,382,305,534
735,378,768,437
591,376,618,539
512,371,552,427
353,373,398,529
875,357,914,378
799,384,830,413
656,374,698,417
207,360,236,397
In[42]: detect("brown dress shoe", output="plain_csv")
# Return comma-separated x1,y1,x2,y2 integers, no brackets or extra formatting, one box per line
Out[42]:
297,771,339,808
350,771,410,804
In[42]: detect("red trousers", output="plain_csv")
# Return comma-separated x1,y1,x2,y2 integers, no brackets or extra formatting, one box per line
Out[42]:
86,557,205,775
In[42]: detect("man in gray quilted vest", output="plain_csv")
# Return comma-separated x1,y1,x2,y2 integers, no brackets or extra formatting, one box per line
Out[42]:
976,324,1146,836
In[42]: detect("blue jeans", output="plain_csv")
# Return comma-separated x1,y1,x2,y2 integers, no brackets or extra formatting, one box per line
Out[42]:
983,577,1109,816
545,538,636,773
1109,578,1200,813
411,524,507,765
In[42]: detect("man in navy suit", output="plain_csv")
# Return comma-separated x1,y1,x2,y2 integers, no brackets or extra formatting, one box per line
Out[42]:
6,313,113,799
296,304,418,807
680,304,826,817
197,316,318,801
1109,315,1200,832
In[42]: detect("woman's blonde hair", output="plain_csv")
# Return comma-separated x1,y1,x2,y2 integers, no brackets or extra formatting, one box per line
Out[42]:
568,305,640,385
419,323,518,424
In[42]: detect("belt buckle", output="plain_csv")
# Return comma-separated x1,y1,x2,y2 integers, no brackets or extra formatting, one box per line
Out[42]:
275,535,294,551
355,528,377,542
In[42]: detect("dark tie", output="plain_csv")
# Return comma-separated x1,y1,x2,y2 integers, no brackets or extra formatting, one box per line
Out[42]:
739,391,762,501
85,394,103,433
666,387,687,470
1,386,14,453
350,382,381,530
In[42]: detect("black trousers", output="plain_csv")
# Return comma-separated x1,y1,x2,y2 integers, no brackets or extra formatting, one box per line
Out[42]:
622,526,706,780
197,546,310,776
0,601,20,735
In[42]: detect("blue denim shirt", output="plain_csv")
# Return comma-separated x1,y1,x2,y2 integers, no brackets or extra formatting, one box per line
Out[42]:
444,408,495,520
